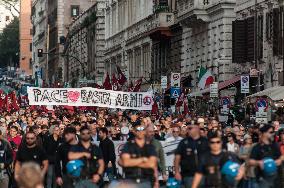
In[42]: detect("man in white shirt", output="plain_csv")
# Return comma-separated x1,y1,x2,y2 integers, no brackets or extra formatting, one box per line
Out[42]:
166,126,183,143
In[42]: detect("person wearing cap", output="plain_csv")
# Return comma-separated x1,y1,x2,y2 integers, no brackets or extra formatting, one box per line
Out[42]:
174,121,209,188
192,133,244,188
119,124,158,188
249,124,282,188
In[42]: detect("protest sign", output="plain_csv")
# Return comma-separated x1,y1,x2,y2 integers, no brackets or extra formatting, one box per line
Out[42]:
27,87,153,110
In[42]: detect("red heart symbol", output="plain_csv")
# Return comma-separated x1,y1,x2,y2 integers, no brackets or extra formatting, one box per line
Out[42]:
68,91,80,103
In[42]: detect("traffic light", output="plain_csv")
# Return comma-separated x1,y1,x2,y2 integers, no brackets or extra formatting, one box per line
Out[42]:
37,49,43,57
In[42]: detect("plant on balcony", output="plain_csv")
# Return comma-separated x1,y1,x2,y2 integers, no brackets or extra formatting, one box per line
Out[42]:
153,5,169,13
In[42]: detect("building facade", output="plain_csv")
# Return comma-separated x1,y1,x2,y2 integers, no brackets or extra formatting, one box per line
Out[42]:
176,0,237,95
46,0,95,85
20,0,32,76
64,1,106,86
31,0,47,82
233,0,284,92
104,0,175,89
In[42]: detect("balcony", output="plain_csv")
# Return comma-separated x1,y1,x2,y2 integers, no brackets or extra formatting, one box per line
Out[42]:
177,0,211,26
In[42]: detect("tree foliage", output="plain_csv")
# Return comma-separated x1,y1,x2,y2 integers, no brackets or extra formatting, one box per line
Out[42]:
0,0,19,16
0,17,19,68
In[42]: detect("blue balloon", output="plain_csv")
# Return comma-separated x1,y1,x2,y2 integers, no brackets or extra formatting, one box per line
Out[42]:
221,161,240,185
66,160,84,177
263,158,277,176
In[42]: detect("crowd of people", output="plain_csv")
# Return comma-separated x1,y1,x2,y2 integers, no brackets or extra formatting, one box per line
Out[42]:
0,106,283,188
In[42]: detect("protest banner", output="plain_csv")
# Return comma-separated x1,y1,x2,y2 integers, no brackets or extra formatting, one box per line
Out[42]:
98,140,180,181
27,87,153,110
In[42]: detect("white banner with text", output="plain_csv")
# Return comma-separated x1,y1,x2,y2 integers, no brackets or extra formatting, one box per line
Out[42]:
27,87,153,110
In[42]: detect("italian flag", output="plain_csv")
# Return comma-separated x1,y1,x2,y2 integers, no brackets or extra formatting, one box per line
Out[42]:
198,66,214,89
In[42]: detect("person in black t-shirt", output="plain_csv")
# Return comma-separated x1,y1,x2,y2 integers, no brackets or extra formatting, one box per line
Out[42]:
55,126,78,188
68,125,104,188
14,131,48,181
249,124,282,188
119,124,158,188
192,133,244,188
174,122,209,188
98,127,116,181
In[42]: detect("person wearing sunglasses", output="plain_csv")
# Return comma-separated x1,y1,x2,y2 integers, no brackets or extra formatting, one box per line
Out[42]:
14,131,48,182
249,124,283,188
192,133,244,188
174,121,209,188
119,125,158,188
68,125,104,188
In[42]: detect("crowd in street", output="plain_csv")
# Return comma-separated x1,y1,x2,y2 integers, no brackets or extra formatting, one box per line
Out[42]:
0,106,283,188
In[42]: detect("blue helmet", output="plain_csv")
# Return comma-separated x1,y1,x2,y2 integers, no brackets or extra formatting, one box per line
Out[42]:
66,160,84,177
221,161,240,185
166,177,181,188
263,158,277,176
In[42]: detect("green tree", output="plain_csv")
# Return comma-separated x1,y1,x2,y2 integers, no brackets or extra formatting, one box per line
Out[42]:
0,0,19,16
0,17,19,68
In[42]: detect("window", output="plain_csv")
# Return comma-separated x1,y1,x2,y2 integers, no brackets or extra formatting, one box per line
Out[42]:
71,5,79,17
30,43,32,52
6,16,9,21
29,58,32,69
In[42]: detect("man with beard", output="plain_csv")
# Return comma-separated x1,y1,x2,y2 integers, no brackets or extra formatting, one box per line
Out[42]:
249,124,282,188
98,127,116,181
119,124,158,188
55,126,78,188
14,131,48,181
68,126,105,188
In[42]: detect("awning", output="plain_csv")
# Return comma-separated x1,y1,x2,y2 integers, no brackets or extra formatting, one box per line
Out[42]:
190,76,241,97
248,86,284,101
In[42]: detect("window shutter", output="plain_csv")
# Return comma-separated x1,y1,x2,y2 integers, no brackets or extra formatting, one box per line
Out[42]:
247,17,255,62
258,15,263,59
232,20,247,63
273,8,280,56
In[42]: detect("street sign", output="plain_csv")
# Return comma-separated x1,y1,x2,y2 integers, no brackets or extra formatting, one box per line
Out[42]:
256,111,268,118
221,96,231,107
241,75,249,94
255,98,268,112
256,118,268,124
161,76,167,89
171,73,180,87
170,87,181,98
210,82,218,98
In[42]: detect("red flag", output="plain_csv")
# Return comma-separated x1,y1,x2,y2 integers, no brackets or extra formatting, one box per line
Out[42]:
176,93,185,108
4,93,12,112
183,100,189,116
103,72,112,90
112,73,120,91
151,100,158,115
0,90,6,108
117,66,127,85
128,81,134,92
11,91,20,111
133,78,142,92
